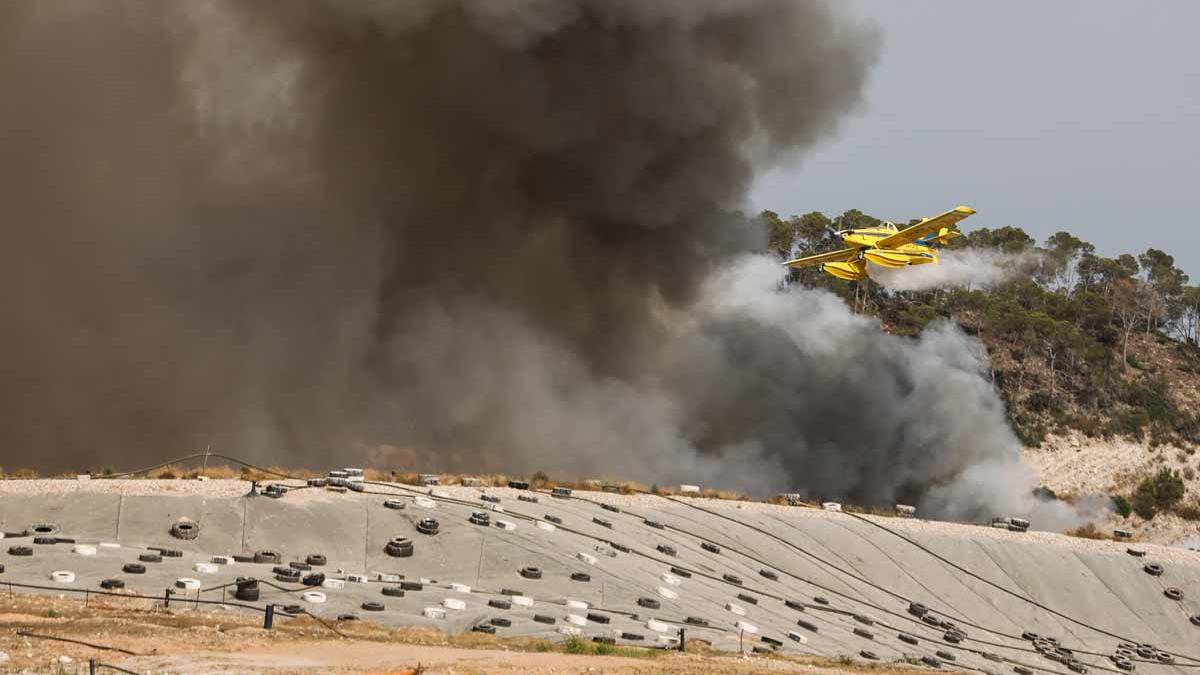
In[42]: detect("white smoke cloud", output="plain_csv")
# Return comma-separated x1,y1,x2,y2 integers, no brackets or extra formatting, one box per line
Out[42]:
869,248,1042,291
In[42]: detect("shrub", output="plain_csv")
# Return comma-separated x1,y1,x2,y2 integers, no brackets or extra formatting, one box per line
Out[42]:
1131,468,1187,519
1175,503,1200,521
1065,523,1107,540
1111,494,1132,518
1032,486,1057,501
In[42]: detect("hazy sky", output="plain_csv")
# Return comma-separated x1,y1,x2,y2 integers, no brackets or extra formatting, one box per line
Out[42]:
750,1,1200,279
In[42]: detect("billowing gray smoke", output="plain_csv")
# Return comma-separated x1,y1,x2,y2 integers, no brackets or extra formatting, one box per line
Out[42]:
0,1,1070,523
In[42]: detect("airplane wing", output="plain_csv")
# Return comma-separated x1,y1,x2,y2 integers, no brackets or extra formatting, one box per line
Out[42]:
876,205,976,249
782,248,859,269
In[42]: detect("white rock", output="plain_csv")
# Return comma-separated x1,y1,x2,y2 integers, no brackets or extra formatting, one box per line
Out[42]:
576,552,597,565
724,602,746,616
442,597,466,610
656,586,678,600
511,595,534,607
735,620,758,634
660,573,682,586
566,614,588,626
450,583,471,593
423,606,446,619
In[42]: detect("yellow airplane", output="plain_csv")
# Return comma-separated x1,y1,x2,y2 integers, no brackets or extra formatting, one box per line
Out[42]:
783,205,976,281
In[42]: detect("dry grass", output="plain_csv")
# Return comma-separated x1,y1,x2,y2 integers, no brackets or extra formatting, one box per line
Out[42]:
1064,522,1110,540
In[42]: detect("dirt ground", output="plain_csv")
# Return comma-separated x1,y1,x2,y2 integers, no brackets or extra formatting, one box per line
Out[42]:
0,595,926,675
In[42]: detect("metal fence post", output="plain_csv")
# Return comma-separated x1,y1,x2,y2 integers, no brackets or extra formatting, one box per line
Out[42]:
263,603,274,630
163,588,171,608
678,627,686,652
89,658,97,675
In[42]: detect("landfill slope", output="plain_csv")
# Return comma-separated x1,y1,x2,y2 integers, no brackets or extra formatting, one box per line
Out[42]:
1,480,1198,672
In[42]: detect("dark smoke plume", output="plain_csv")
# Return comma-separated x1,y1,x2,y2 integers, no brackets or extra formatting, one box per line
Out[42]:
0,1,1075,523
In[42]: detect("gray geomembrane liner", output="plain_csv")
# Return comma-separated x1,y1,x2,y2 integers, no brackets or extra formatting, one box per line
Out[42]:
0,481,1197,671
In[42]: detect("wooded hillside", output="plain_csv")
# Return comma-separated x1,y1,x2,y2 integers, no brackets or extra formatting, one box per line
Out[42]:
762,209,1200,451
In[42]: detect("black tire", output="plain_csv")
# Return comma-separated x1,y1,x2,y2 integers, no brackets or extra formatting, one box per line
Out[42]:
518,494,538,503
1021,631,1039,641
1164,587,1183,600
507,479,530,490
533,614,555,624
752,646,772,654
984,653,1003,662
853,628,873,639
275,572,300,583
416,518,440,535
544,515,563,524
921,656,941,668
656,544,676,557
1191,614,1200,626
1015,668,1034,675
488,598,510,609
469,512,490,526
669,567,692,578
306,554,326,566
382,499,406,510
852,614,873,625
232,555,255,563
386,537,415,557
936,651,957,662
1127,548,1146,557
1144,563,1164,576
362,601,385,612
53,537,75,544
490,617,512,627
123,563,146,574
686,616,709,626
723,573,743,585
570,572,591,582
28,523,60,536
336,614,359,621
1114,659,1134,671
302,573,325,586
601,503,619,513
138,553,162,563
860,650,879,660
289,561,312,571
637,597,661,609
519,566,542,580
473,623,496,634
922,614,941,626
8,546,33,556
761,636,783,648
621,632,644,641
586,612,610,624
944,631,964,643
282,604,303,614
100,579,125,590
33,536,56,545
759,569,778,581
592,517,612,529
610,542,630,553
909,602,929,617
254,550,280,564
382,586,405,597
481,494,500,503
500,588,522,595
785,599,805,611
273,565,296,576
235,587,260,602
236,577,259,590
644,519,664,529
737,593,759,605
796,619,818,632
701,542,721,554
899,633,918,645
170,521,199,540
812,595,829,605
400,581,423,591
